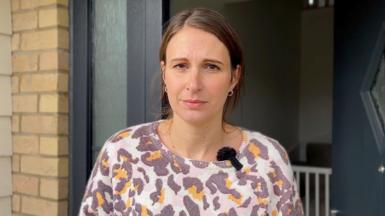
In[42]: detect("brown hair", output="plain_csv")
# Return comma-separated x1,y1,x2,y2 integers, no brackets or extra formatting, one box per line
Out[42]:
159,8,244,120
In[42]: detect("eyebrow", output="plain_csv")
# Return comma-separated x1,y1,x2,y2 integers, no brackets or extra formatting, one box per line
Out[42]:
169,58,188,63
203,59,224,65
169,58,224,65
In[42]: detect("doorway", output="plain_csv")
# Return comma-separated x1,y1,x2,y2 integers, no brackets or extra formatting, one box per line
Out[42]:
169,0,334,165
170,1,334,215
70,0,335,215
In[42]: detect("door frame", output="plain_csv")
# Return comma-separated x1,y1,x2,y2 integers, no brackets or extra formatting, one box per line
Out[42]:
69,0,168,215
70,0,93,215
360,22,385,155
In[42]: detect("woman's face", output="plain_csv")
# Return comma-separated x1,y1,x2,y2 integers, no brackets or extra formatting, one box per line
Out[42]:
161,26,240,125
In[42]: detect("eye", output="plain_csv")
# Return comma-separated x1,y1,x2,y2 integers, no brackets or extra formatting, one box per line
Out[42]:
173,63,188,71
204,63,220,71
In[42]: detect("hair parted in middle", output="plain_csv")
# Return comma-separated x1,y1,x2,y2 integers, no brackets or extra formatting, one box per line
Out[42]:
159,8,245,121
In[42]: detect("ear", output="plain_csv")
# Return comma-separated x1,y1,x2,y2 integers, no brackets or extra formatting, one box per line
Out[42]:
160,61,166,81
230,65,241,90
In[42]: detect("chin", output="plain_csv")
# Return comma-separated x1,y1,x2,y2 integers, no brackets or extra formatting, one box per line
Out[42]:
174,110,220,125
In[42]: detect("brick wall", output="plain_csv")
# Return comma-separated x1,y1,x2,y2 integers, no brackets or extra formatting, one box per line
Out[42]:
11,0,69,215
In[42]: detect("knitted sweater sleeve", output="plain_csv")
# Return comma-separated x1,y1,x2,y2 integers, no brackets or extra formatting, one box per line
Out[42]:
78,140,115,216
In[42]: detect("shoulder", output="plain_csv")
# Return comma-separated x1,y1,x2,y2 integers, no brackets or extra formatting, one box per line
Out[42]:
107,121,158,144
98,121,160,157
241,128,298,186
241,128,290,165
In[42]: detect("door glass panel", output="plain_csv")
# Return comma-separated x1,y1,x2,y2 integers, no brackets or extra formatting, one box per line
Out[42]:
371,54,385,132
92,0,127,162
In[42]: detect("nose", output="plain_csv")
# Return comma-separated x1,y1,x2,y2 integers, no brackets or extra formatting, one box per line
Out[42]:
186,67,202,92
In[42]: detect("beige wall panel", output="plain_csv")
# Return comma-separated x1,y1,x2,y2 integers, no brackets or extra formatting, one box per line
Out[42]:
0,117,12,156
0,0,11,35
0,197,11,216
0,157,12,196
0,35,11,75
0,76,11,116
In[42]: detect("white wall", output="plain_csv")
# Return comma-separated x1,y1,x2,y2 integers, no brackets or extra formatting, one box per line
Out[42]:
0,0,12,215
299,8,334,161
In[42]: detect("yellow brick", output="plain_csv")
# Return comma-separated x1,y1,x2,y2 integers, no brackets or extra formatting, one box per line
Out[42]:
58,73,68,92
12,0,20,12
40,136,68,156
13,135,39,154
39,94,68,113
20,73,68,92
58,114,68,134
60,52,69,70
12,174,39,195
21,196,68,216
39,0,68,7
20,74,56,92
21,29,68,50
12,11,38,31
21,31,40,50
20,0,38,9
39,51,69,71
12,94,38,112
21,114,67,134
12,115,20,132
20,155,68,177
12,194,20,212
58,29,69,49
39,7,68,28
12,33,20,51
12,53,38,72
38,8,57,28
13,213,30,216
12,76,19,93
12,154,20,172
58,7,69,26
40,178,68,199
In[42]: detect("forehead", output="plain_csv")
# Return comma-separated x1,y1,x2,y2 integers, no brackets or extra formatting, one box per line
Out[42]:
166,26,230,61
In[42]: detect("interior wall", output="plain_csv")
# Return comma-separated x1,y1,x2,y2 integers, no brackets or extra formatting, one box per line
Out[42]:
170,0,226,14
170,0,302,156
226,1,301,156
299,8,334,161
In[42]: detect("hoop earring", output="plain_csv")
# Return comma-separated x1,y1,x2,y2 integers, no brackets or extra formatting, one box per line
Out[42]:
228,90,234,97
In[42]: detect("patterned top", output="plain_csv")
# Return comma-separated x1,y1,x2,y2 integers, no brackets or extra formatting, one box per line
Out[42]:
79,121,303,216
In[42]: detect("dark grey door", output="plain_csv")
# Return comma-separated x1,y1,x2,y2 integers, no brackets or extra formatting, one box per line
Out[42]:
332,0,385,215
70,0,164,215
92,0,163,162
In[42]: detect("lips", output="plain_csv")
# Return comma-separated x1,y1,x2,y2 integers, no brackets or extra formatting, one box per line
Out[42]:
182,99,208,109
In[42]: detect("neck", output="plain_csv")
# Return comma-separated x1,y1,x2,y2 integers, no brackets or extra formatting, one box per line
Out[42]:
164,115,225,161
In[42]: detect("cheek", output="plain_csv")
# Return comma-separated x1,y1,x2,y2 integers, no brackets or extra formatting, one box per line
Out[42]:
164,77,182,100
209,83,228,94
205,79,232,100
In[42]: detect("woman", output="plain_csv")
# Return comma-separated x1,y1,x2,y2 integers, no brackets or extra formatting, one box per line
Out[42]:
80,8,303,216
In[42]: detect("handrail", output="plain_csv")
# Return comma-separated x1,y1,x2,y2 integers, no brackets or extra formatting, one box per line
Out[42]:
292,165,332,174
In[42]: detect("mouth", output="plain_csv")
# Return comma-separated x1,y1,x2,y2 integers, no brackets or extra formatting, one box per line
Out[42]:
183,99,207,103
182,99,208,109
